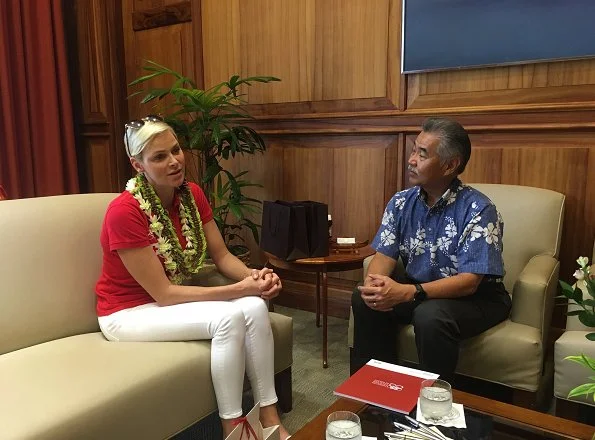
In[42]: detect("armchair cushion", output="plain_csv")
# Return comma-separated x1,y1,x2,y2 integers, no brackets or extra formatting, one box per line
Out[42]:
348,314,543,391
554,331,595,406
470,184,563,294
397,320,542,390
554,257,595,407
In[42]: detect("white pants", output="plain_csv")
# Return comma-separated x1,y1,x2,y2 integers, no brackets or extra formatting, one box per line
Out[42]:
97,296,278,419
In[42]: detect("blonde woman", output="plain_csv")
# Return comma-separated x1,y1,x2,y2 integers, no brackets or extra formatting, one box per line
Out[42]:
95,115,290,439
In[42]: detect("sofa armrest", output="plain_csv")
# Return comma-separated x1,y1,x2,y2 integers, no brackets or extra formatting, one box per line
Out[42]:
363,255,374,278
510,254,559,340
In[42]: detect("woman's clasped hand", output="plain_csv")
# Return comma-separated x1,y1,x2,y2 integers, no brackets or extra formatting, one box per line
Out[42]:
246,268,283,300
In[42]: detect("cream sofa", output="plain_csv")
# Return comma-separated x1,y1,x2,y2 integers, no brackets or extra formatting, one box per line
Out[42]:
554,242,595,411
348,184,565,403
0,193,293,440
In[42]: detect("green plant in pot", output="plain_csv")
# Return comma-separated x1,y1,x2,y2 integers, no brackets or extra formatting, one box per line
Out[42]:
129,61,280,258
558,256,595,402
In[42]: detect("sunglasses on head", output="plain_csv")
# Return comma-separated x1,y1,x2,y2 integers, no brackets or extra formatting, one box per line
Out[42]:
125,114,164,156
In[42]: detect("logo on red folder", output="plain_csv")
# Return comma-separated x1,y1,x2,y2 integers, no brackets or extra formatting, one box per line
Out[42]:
372,379,403,391
334,359,439,414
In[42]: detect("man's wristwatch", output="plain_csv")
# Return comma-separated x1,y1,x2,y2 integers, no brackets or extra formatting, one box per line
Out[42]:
413,283,427,303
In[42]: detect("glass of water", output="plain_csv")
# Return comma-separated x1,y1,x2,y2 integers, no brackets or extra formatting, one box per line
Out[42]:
419,379,453,420
326,410,362,440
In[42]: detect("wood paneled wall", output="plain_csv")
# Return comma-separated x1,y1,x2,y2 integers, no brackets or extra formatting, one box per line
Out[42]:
75,0,595,321
67,0,129,193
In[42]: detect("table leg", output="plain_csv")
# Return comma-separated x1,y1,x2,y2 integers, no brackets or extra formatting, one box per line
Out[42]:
316,270,321,327
322,266,328,368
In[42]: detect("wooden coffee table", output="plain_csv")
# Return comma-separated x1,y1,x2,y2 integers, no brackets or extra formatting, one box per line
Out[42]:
291,390,595,439
264,245,375,368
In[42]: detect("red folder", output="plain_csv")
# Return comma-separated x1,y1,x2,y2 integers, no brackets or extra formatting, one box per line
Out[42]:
334,359,439,414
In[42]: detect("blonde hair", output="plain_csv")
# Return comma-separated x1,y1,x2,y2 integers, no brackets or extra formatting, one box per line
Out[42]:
124,120,178,158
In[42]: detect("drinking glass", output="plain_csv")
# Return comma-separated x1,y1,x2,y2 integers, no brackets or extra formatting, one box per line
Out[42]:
326,410,362,440
419,379,453,420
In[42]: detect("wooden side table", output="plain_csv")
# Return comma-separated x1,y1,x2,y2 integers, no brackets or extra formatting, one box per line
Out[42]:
264,245,376,368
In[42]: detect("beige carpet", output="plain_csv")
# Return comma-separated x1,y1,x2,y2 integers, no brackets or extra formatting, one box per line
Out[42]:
275,305,351,434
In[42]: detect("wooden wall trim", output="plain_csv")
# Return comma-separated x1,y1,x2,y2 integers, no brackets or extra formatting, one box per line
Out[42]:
247,97,399,117
247,101,595,121
131,1,191,32
248,109,595,135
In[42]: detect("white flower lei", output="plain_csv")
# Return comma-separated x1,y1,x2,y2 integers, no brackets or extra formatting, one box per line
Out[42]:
126,174,206,284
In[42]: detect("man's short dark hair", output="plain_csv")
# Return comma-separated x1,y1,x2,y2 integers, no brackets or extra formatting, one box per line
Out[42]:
421,117,471,174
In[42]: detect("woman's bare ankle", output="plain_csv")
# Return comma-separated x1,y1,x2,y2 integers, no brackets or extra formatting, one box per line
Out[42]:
259,404,290,438
221,417,242,437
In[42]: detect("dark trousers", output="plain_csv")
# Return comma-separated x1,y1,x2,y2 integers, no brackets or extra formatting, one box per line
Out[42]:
351,281,512,382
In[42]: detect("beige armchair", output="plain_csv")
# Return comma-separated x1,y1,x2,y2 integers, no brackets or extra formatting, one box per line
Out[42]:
348,184,565,405
554,242,595,417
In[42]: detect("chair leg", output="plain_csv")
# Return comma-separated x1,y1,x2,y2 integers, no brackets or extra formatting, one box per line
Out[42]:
274,367,293,413
554,397,595,424
555,397,581,420
512,389,540,410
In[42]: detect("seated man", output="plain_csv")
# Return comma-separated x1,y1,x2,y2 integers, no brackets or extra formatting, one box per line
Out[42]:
351,117,512,382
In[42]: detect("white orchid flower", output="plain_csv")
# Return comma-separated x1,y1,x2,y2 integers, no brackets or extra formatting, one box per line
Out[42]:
157,237,169,246
125,178,137,192
150,222,164,233
577,256,589,268
573,269,585,281
158,243,172,253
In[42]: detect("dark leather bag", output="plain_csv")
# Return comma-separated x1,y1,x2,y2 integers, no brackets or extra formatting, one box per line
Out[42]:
296,200,329,257
260,200,329,260
260,201,310,261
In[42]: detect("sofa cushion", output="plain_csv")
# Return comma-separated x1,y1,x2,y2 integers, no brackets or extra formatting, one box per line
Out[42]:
0,313,292,440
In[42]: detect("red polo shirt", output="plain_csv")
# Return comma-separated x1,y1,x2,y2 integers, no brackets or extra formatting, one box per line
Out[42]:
95,182,213,317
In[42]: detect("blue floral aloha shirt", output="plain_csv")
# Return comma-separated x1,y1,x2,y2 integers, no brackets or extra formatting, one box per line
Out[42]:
371,178,505,283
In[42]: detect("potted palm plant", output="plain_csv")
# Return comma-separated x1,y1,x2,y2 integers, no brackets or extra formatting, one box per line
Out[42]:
129,61,280,259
